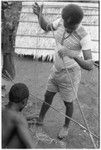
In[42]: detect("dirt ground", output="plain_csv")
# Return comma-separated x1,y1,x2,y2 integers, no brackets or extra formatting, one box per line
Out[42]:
2,55,99,149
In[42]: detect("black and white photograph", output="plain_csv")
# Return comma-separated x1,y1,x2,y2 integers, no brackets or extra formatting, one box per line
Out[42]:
1,0,99,148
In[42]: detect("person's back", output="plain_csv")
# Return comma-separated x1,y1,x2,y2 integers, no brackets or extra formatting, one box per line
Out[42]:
2,83,36,148
2,108,27,148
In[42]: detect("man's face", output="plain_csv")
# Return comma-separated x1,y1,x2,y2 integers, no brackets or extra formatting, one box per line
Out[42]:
63,19,79,33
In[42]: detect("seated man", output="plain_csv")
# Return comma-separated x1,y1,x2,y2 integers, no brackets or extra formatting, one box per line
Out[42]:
2,83,36,148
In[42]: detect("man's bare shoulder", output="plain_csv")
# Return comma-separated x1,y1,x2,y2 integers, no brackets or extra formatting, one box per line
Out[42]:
2,107,28,127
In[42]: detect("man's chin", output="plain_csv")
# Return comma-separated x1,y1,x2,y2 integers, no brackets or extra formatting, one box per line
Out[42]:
19,108,23,112
65,28,73,33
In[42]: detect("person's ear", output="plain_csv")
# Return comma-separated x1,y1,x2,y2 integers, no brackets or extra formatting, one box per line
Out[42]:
22,98,28,107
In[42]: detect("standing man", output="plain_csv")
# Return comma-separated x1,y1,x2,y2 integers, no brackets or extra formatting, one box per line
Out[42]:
33,3,94,139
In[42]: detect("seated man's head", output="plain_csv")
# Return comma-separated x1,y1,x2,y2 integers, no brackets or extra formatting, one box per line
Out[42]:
62,4,84,33
9,83,29,111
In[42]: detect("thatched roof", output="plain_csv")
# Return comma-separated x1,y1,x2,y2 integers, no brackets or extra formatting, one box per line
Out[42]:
32,0,99,3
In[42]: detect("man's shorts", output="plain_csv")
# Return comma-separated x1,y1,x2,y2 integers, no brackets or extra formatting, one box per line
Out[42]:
46,66,81,102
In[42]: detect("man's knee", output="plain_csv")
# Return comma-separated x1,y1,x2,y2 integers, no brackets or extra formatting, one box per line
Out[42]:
44,90,56,104
64,101,73,109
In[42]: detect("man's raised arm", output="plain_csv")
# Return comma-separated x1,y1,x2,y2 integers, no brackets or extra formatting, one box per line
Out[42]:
33,2,55,32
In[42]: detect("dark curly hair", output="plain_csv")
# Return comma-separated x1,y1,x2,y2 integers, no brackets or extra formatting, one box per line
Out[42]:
9,83,29,103
62,4,84,25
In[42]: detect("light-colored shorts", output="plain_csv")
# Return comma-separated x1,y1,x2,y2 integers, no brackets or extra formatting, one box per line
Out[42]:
46,66,81,102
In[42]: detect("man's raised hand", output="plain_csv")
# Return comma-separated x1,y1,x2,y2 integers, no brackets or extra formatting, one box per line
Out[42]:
32,2,43,17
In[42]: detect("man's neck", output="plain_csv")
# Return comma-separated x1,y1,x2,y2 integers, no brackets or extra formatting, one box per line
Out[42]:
6,103,20,112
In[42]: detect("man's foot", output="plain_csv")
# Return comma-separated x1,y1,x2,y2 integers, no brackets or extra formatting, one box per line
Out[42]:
35,117,43,126
57,126,69,140
35,117,44,135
